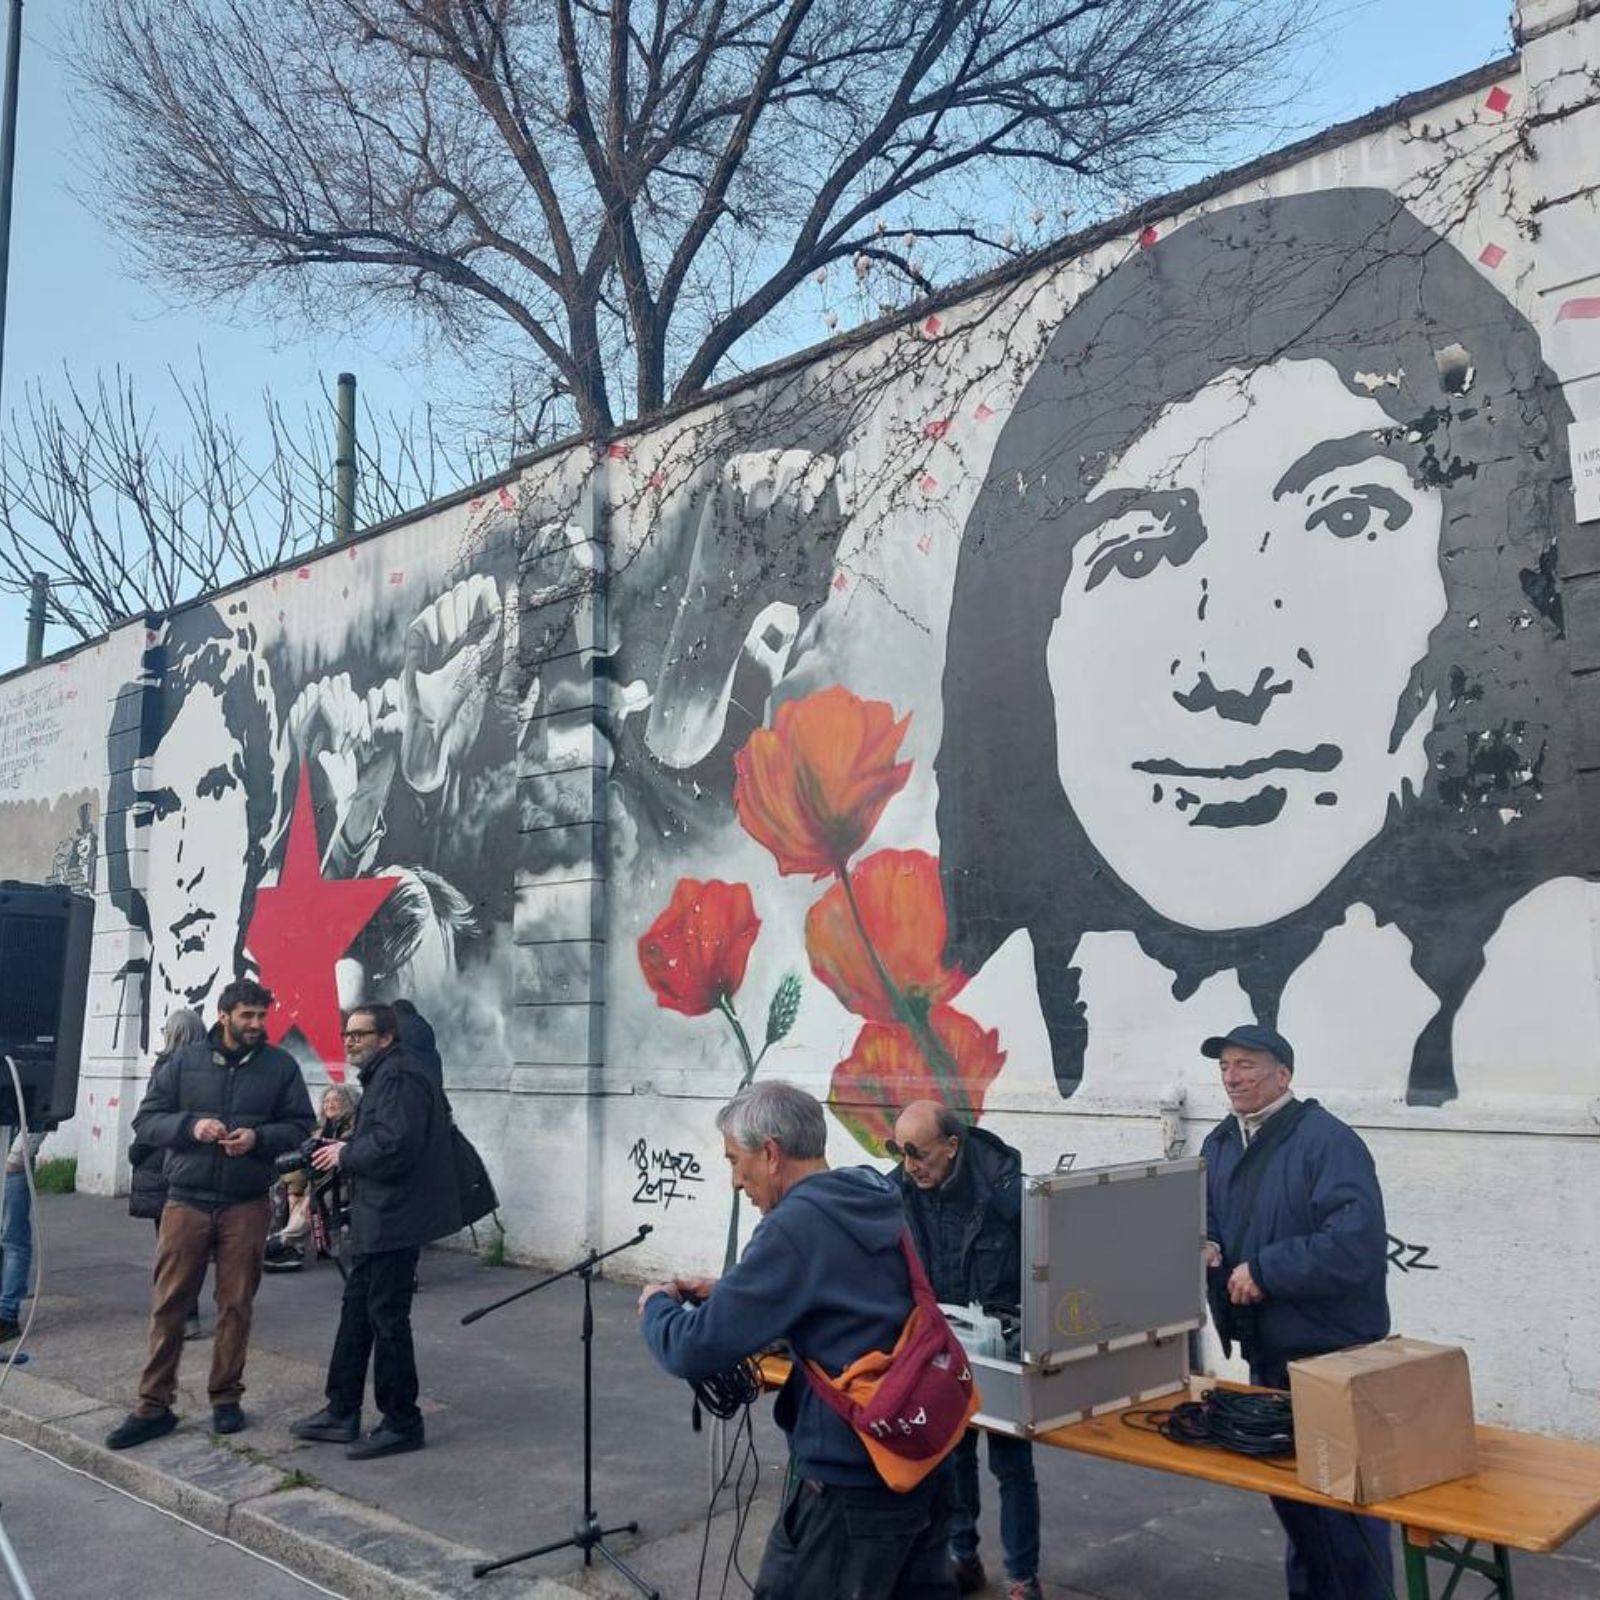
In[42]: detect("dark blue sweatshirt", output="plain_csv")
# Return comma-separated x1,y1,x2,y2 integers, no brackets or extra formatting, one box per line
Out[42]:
1203,1099,1389,1364
640,1166,910,1486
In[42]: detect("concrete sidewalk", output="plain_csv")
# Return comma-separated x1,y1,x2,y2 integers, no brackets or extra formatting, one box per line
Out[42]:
2,1193,1599,1600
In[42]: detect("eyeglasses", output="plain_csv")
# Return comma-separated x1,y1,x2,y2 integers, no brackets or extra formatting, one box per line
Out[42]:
341,1027,377,1041
884,1137,953,1162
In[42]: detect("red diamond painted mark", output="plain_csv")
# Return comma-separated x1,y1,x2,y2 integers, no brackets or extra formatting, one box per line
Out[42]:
246,767,399,1068
916,530,933,554
922,315,943,337
1479,243,1507,268
1138,226,1159,249
389,570,405,585
498,485,515,509
297,567,312,579
923,418,951,439
648,470,667,489
973,402,995,422
1557,297,1600,321
470,497,485,513
832,572,849,593
918,473,940,495
607,442,632,460
1485,85,1512,115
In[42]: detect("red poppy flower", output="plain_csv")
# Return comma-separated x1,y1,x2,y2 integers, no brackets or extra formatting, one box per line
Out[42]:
733,686,913,878
827,1006,1006,1155
805,848,966,1023
637,879,761,1017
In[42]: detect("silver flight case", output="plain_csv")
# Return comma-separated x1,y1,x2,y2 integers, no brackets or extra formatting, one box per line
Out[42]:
970,1156,1206,1437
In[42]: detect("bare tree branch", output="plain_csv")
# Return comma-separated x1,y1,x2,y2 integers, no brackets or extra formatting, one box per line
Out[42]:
74,0,1324,434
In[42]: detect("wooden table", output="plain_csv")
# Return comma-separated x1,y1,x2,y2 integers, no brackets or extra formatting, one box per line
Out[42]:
756,1359,1600,1597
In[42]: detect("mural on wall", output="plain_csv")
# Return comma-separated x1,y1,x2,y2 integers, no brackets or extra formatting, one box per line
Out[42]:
103,532,519,1072
615,183,1592,1133
939,187,1579,1106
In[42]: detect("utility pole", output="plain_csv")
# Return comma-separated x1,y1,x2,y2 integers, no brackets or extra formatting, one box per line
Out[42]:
0,0,22,396
0,1,42,663
334,371,356,542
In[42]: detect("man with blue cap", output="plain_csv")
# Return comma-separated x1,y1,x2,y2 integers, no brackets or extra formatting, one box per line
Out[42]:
1199,1023,1391,1600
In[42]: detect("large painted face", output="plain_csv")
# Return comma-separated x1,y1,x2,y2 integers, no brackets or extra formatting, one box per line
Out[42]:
137,685,252,1009
1047,360,1446,931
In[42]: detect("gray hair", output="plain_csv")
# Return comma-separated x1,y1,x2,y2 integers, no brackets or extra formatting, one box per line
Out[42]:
160,1008,205,1054
931,1105,966,1140
716,1081,827,1159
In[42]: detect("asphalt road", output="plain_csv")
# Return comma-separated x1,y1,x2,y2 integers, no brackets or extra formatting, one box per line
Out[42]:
0,1433,345,1599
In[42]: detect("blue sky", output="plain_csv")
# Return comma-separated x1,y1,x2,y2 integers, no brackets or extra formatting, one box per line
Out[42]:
0,0,1517,670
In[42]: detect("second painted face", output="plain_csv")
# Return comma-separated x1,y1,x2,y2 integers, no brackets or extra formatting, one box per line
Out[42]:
138,685,252,1009
1047,360,1446,931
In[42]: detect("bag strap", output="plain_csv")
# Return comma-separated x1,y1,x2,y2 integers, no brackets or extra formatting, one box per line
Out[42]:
798,1231,929,1421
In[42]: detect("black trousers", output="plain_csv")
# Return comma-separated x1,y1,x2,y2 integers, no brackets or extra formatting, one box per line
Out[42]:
754,1460,958,1600
1254,1359,1393,1600
325,1245,422,1433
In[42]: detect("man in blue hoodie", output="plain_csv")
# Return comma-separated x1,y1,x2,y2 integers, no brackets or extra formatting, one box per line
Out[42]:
1201,1023,1391,1600
638,1080,957,1600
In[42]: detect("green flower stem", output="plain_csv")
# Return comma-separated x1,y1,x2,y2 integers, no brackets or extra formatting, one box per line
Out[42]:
716,995,759,1273
836,860,973,1120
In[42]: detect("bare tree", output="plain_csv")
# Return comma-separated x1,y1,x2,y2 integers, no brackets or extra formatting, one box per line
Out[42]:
75,0,1318,438
0,367,503,643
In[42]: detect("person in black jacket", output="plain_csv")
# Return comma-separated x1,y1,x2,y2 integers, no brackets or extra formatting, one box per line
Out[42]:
1200,1023,1391,1600
107,979,314,1449
291,1001,460,1459
391,998,444,1094
890,1102,1042,1600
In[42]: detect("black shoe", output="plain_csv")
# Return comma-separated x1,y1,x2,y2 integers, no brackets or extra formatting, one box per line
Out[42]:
106,1410,178,1450
290,1407,361,1444
212,1402,247,1434
346,1423,424,1460
953,1554,987,1595
0,1318,20,1344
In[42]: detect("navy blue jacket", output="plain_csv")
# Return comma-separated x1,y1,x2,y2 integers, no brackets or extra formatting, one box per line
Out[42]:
1202,1099,1389,1365
641,1167,911,1486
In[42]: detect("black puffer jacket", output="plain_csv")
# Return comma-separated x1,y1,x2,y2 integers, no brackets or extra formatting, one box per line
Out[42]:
132,1029,315,1207
893,1123,1024,1313
342,1043,462,1253
128,1048,178,1219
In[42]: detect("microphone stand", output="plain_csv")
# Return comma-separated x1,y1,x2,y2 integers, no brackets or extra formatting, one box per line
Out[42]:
462,1224,658,1597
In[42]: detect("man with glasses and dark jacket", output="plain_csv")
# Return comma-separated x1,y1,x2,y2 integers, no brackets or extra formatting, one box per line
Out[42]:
107,978,314,1448
290,1002,460,1458
890,1100,1043,1600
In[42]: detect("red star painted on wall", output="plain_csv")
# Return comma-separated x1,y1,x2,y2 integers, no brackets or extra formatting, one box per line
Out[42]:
246,766,399,1071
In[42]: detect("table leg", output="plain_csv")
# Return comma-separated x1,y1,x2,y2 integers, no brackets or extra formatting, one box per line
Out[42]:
1403,1528,1432,1600
1401,1526,1517,1599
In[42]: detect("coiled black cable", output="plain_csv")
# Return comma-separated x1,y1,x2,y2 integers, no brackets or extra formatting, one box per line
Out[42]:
1125,1388,1295,1458
690,1358,764,1423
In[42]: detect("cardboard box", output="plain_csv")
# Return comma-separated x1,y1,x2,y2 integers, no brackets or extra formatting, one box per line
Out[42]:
1289,1337,1476,1504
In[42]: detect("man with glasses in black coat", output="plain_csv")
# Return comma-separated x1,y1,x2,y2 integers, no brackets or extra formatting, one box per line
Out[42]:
290,1002,460,1458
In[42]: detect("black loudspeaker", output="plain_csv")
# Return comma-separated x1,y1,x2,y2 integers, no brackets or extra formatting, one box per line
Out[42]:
0,881,95,1131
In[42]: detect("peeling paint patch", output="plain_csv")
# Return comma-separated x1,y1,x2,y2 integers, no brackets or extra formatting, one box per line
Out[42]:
1354,369,1404,392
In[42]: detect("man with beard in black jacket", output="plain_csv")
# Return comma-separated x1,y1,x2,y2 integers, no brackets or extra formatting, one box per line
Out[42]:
290,1002,460,1458
891,1101,1043,1600
107,979,315,1448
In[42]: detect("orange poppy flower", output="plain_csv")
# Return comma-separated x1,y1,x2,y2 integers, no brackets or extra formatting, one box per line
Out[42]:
827,1006,1007,1155
733,686,913,878
637,878,761,1017
805,848,966,1023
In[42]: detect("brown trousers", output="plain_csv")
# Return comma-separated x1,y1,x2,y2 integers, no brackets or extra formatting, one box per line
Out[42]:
137,1197,270,1416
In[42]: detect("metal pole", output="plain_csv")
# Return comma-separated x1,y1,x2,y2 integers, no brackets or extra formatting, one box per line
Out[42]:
0,0,24,401
334,371,357,542
23,569,44,662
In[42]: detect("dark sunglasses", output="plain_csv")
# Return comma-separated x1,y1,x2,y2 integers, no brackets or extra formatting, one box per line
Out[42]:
884,1136,953,1162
